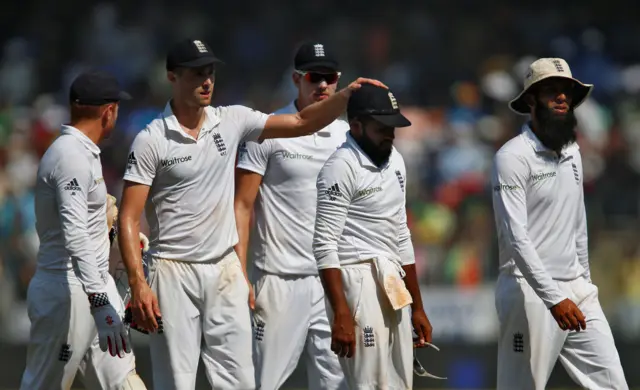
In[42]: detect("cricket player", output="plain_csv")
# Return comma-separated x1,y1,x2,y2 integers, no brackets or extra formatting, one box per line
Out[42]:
234,42,348,390
20,71,137,390
313,83,433,389
492,57,628,390
117,37,385,390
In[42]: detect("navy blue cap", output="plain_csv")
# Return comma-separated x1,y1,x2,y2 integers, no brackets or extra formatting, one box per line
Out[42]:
347,84,411,128
69,71,131,106
166,38,223,71
294,42,339,72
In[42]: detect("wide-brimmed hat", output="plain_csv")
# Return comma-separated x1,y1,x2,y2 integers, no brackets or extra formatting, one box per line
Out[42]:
509,58,593,115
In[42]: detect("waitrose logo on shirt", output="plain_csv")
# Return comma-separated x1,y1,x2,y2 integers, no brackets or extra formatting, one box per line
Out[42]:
161,155,193,167
281,150,312,160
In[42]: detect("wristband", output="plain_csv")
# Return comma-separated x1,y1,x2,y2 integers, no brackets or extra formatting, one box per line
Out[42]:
89,292,110,309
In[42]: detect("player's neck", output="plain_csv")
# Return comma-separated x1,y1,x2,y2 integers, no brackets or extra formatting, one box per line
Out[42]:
69,121,103,145
171,99,206,131
294,97,312,112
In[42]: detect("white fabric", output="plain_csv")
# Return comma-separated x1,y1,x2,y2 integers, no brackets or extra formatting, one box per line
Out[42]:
147,251,254,390
35,125,110,293
313,134,415,270
491,124,590,308
495,272,628,390
251,269,347,390
20,271,131,390
123,102,269,262
236,101,348,275
372,256,412,311
331,263,413,390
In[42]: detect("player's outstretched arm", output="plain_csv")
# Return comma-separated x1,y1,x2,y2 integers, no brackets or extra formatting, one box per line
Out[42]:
234,167,264,310
258,78,387,141
118,181,161,332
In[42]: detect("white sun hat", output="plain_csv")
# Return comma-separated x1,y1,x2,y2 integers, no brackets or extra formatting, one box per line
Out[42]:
509,57,594,115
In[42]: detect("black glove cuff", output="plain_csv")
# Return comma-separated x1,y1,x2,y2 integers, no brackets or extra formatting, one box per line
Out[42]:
88,292,110,308
109,226,117,246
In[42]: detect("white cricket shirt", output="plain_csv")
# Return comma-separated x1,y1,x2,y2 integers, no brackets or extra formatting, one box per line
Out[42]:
35,126,110,293
124,102,269,262
491,124,590,308
312,133,415,269
236,102,349,275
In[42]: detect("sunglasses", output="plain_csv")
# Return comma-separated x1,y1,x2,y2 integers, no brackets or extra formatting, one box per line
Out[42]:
295,70,341,85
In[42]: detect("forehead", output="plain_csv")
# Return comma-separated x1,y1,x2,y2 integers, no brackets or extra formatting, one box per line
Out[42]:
300,66,337,74
535,77,575,91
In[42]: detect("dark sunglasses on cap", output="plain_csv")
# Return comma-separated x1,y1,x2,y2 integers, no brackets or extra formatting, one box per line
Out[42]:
295,70,341,85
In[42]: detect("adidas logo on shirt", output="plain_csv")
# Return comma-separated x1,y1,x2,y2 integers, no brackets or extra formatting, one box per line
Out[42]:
127,152,137,171
64,178,81,194
324,183,342,201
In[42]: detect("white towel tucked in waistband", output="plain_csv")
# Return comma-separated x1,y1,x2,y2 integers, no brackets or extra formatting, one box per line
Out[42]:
372,256,413,311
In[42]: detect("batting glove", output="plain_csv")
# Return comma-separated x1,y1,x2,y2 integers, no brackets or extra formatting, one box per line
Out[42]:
89,292,131,357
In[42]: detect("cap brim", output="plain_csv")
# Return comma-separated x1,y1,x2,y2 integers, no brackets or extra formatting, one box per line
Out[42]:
296,61,339,72
370,113,412,128
176,56,224,69
509,76,594,115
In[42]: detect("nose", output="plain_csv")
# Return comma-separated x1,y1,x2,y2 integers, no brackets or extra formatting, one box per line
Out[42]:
317,79,328,89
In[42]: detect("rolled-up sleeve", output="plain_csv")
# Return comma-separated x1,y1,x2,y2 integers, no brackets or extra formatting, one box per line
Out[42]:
492,151,566,308
54,156,105,294
313,156,356,270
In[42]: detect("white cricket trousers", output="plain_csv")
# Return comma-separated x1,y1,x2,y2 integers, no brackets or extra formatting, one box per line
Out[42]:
20,269,136,390
148,249,254,390
252,268,347,390
329,263,413,390
495,272,628,390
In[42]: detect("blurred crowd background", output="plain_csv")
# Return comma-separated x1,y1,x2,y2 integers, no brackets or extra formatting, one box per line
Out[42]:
1,1,640,385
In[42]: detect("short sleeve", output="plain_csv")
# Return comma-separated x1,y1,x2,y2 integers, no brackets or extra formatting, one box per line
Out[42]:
226,105,269,143
236,139,273,176
123,128,158,186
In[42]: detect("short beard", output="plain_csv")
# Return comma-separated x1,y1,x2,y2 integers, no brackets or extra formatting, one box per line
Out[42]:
533,104,577,153
355,130,392,167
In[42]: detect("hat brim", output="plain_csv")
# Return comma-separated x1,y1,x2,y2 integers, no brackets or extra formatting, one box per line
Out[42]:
509,75,593,115
296,61,339,72
370,113,412,128
173,56,224,69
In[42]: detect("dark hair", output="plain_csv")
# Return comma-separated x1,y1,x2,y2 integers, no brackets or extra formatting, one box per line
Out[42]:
69,103,103,122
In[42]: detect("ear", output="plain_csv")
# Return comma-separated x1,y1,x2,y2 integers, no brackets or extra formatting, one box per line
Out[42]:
292,72,301,88
349,119,363,137
524,93,536,108
167,71,177,83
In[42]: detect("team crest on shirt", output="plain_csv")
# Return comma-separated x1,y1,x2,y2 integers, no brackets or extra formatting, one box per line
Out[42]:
213,133,227,156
